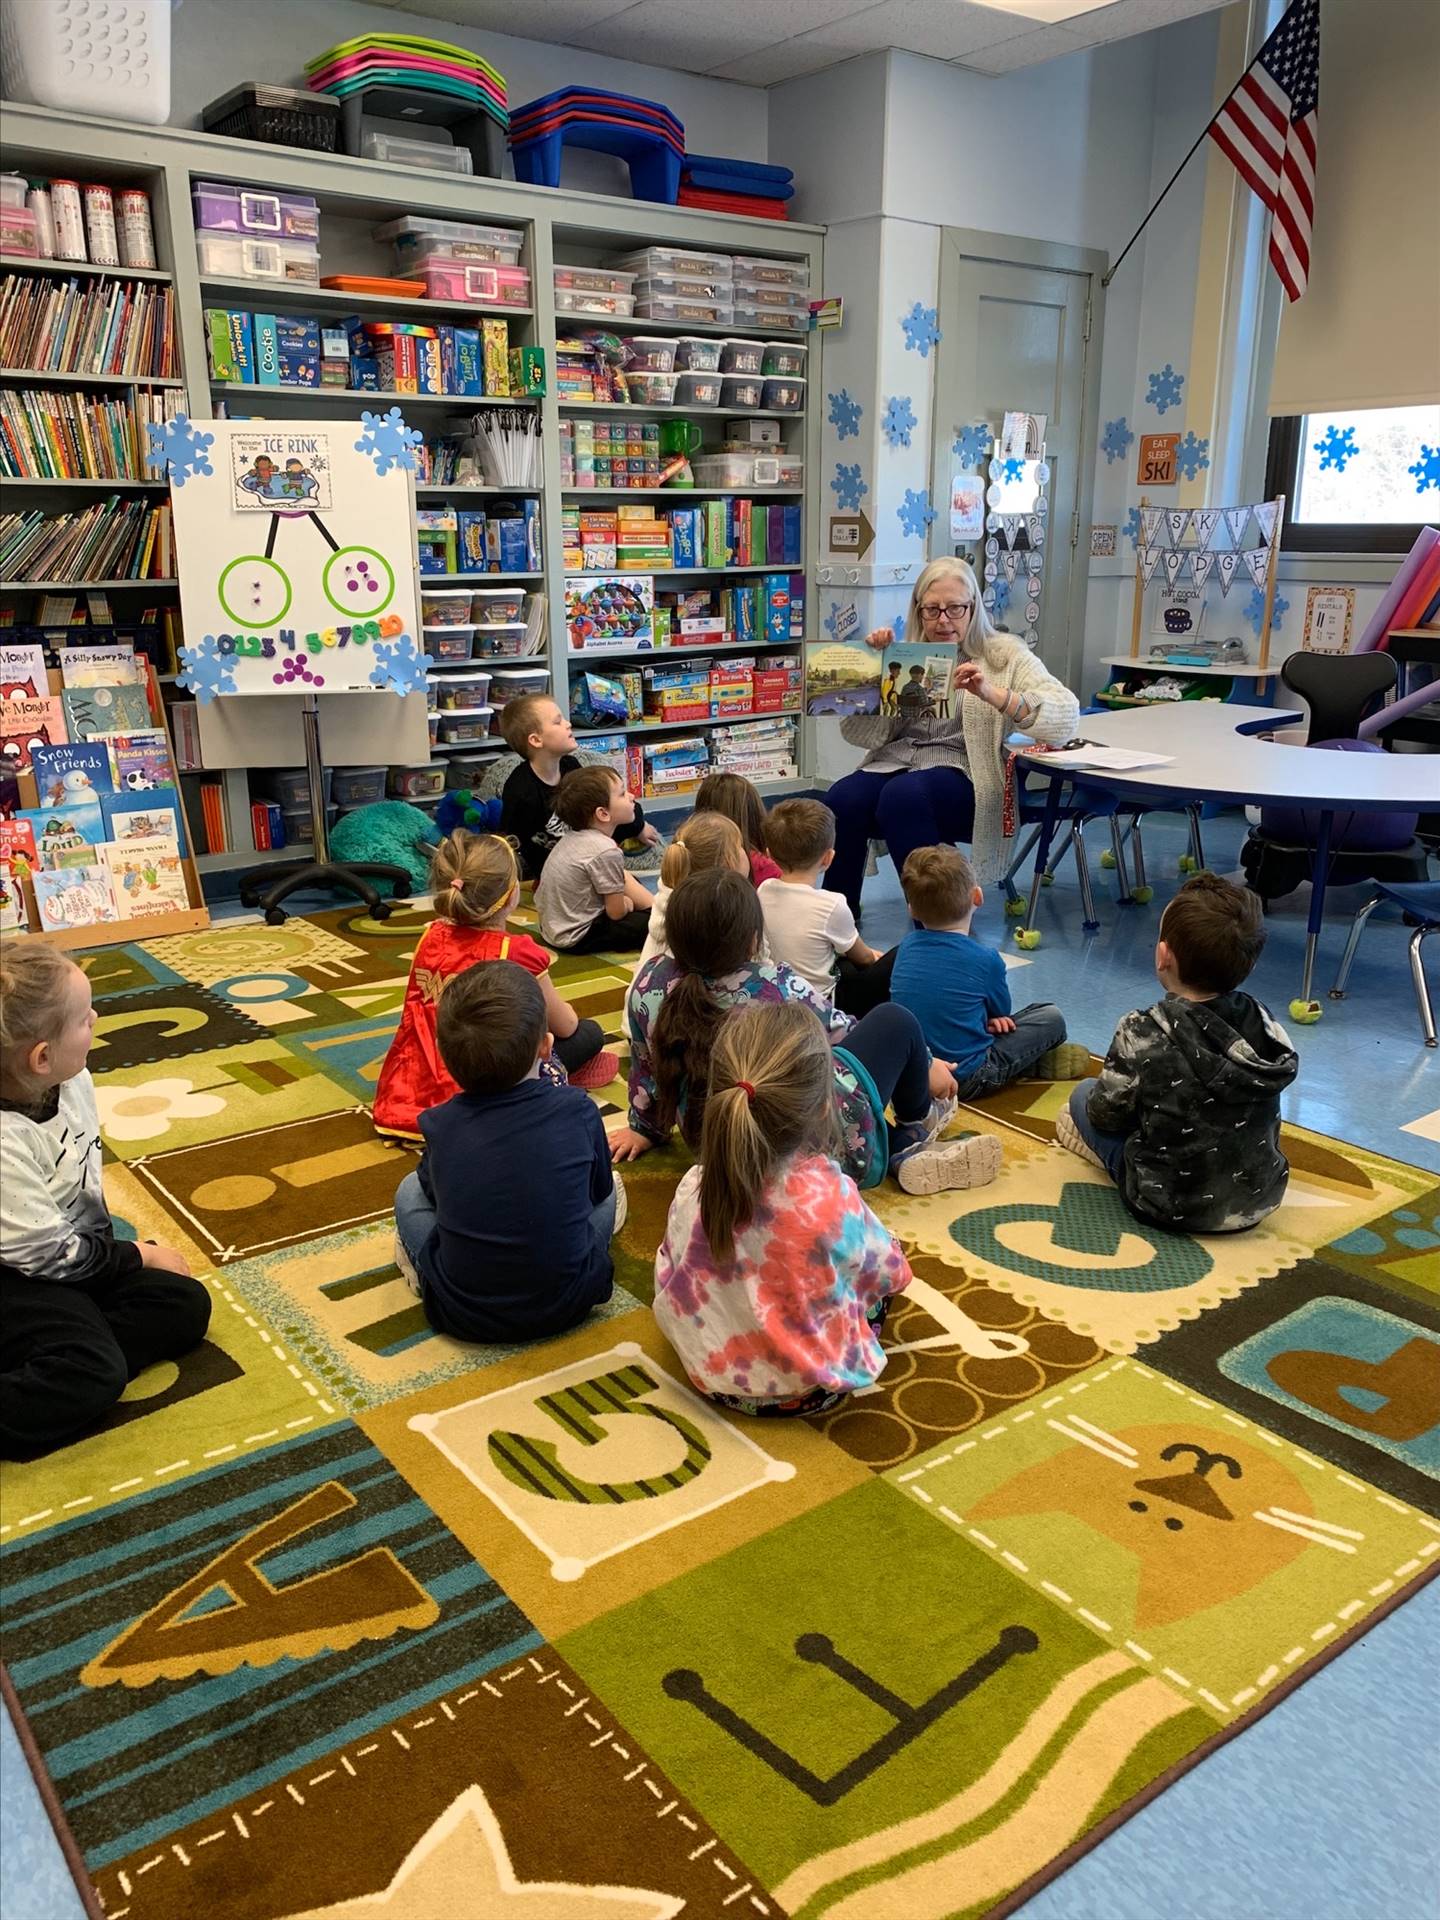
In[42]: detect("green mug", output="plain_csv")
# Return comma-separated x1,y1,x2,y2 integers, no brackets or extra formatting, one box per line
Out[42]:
658,418,703,458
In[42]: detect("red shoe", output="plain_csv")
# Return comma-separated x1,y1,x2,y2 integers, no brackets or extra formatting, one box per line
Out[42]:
568,1049,621,1090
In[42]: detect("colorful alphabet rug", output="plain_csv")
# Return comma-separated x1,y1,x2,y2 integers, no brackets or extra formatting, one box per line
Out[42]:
2,903,1437,1920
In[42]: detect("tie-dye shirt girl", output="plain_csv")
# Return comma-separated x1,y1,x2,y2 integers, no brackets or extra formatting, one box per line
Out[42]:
655,1154,911,1403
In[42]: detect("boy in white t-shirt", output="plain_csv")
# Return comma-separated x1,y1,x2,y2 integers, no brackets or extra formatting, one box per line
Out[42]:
758,798,895,1014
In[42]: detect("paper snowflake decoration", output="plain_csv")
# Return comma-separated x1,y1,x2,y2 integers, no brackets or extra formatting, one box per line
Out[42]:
176,635,236,704
900,302,941,357
1123,506,1143,551
145,414,214,487
952,423,991,467
1409,444,1440,494
882,395,917,448
1244,586,1289,637
998,456,1025,484
1314,424,1359,473
827,389,863,440
1146,364,1185,415
896,488,937,541
830,462,868,511
892,613,906,645
355,406,424,476
986,576,1012,619
822,600,845,641
369,632,430,695
1100,417,1135,465
1175,431,1210,481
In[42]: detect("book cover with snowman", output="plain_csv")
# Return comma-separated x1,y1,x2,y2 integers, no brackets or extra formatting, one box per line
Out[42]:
30,742,113,807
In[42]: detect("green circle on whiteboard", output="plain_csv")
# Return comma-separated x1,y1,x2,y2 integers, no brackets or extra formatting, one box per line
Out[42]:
219,555,293,630
323,546,396,618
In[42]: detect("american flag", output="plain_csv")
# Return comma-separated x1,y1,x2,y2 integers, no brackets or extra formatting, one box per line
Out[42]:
1207,0,1320,301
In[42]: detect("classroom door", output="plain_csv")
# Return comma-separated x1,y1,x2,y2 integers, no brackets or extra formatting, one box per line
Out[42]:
929,235,1102,688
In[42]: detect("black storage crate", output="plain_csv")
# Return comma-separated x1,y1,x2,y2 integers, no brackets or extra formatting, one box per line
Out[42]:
202,83,341,152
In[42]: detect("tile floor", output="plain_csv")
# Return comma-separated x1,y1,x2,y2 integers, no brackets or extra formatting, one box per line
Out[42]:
4,807,1436,1917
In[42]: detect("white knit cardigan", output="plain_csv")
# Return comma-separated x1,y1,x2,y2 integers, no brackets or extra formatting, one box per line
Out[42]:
839,634,1080,883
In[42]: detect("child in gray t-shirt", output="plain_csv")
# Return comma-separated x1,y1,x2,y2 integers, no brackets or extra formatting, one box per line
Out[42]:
536,765,654,953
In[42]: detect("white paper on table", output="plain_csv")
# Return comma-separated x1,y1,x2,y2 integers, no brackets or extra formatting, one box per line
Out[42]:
1037,746,1177,771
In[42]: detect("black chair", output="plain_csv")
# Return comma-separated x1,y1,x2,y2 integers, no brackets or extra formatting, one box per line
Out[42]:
1240,652,1426,906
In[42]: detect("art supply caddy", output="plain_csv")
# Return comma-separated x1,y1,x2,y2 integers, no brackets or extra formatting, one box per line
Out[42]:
2,87,822,901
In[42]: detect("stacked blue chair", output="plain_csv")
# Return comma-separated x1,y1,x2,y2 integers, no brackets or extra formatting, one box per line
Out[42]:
509,87,684,202
678,154,795,219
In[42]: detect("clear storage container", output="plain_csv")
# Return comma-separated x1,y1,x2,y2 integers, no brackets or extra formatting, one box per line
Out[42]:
555,286,637,318
433,671,493,711
0,175,29,211
195,230,320,285
421,589,476,626
471,586,527,623
732,271,810,308
415,256,530,304
632,271,731,303
732,299,808,333
387,764,446,799
731,255,810,289
674,336,724,372
0,205,39,257
633,295,731,325
330,766,388,807
264,767,329,809
490,667,550,703
675,372,722,407
719,339,765,375
425,631,475,661
762,340,808,377
762,375,806,413
444,752,501,788
692,450,770,489
554,265,636,294
281,804,338,843
363,132,473,173
438,709,495,743
775,454,804,486
720,375,763,411
192,180,320,240
625,371,679,405
377,216,524,265
610,246,733,281
622,336,677,372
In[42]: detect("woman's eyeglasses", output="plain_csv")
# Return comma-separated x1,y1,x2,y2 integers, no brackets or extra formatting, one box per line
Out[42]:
918,601,974,622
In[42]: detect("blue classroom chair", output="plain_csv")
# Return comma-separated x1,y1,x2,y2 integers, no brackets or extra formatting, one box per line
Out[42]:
1329,878,1440,1048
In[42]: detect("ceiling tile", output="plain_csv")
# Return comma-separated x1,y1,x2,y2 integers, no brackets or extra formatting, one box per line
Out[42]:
386,0,637,34
1078,0,1231,42
791,0,1034,58
705,40,856,83
565,0,782,66
954,21,1093,69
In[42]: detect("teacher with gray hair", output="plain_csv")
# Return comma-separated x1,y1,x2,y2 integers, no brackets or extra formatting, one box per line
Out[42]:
823,557,1080,914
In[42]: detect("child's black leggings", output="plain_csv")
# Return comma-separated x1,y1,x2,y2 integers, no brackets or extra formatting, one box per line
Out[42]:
840,1002,932,1125
0,1263,212,1459
553,1017,605,1073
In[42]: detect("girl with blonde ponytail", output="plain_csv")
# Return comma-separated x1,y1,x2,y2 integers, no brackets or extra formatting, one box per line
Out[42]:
654,1001,912,1416
630,809,752,981
372,828,616,1139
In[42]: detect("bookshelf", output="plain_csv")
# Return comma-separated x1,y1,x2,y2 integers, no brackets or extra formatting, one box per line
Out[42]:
1,101,823,880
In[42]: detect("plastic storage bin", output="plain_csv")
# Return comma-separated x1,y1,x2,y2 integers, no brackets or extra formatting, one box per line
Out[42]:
720,375,763,411
0,205,38,257
388,765,446,800
192,181,320,241
632,294,731,325
775,454,804,486
0,175,27,210
201,83,337,151
438,710,494,744
732,256,810,289
692,450,772,489
433,670,492,711
732,271,809,308
4,0,172,126
632,271,731,304
611,246,732,281
675,372,722,408
474,628,532,659
363,132,473,174
554,266,636,295
444,752,501,789
625,371,679,405
264,767,330,810
763,340,808,377
425,630,475,662
490,667,550,703
330,766,388,807
732,299,808,333
555,286,636,318
195,231,320,286
674,336,724,372
421,589,476,627
762,376,806,413
377,217,523,266
719,339,765,375
281,804,339,843
416,257,505,303
472,586,527,623
622,336,677,373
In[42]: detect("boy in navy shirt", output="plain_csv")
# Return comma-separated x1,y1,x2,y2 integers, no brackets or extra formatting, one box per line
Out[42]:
890,846,1086,1098
391,961,618,1343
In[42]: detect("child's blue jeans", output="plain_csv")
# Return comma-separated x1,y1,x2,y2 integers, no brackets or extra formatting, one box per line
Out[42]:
393,1168,618,1292
1066,1079,1130,1181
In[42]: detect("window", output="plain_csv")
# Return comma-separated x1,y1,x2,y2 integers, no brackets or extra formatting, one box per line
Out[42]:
1265,404,1440,554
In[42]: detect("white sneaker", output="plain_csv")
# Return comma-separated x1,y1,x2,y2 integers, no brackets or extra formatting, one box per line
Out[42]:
1055,1109,1105,1169
393,1231,422,1296
893,1130,1002,1195
612,1170,628,1236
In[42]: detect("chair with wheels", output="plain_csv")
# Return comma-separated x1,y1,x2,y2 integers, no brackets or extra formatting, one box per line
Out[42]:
1329,878,1440,1047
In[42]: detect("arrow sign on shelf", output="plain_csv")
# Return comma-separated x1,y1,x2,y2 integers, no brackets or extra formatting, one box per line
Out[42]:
828,510,875,558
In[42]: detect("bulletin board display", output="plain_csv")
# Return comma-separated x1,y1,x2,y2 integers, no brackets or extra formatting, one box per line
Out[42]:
158,418,422,698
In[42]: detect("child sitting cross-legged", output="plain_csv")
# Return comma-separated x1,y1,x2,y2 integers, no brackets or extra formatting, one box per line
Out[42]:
654,1000,913,1417
891,845,1087,1097
498,694,658,880
536,765,655,954
632,809,755,981
392,961,621,1343
372,829,617,1139
1057,872,1298,1233
693,772,781,885
0,945,211,1458
758,798,895,1016
613,867,1002,1196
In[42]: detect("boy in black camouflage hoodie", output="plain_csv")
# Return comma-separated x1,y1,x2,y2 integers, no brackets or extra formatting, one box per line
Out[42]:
1057,873,1298,1233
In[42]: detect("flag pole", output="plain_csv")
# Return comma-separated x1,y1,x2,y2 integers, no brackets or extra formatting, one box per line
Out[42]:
1101,38,1267,289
